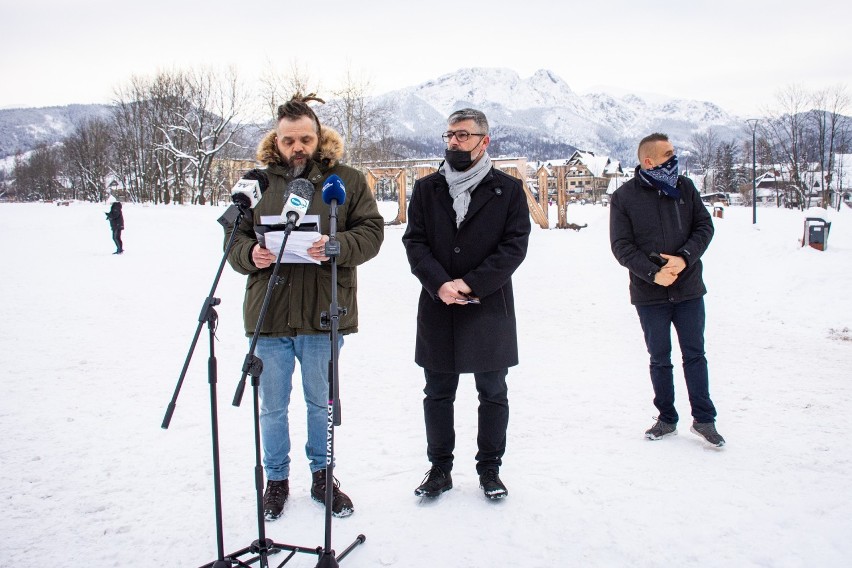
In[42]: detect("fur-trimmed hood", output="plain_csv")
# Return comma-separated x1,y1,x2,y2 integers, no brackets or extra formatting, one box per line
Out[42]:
256,126,345,168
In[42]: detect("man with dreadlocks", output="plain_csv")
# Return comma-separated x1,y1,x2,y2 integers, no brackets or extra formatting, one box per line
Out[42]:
609,132,725,448
226,94,384,519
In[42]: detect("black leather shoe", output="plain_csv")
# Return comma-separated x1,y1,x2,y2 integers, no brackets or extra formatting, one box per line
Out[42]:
414,465,453,498
479,469,508,500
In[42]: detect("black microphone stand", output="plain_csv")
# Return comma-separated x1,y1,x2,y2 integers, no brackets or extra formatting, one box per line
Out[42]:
315,195,366,568
222,215,321,568
161,203,252,568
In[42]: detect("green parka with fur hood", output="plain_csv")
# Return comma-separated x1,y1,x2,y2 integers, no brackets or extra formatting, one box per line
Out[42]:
226,127,384,336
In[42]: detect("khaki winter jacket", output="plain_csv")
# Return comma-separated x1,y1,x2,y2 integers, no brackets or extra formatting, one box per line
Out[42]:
226,127,384,336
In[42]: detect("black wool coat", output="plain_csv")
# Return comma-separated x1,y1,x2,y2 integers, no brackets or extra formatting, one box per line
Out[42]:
609,168,714,306
403,167,531,373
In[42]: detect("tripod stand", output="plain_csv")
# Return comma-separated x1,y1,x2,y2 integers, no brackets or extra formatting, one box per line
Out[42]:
161,203,269,567
314,184,366,567
225,216,322,568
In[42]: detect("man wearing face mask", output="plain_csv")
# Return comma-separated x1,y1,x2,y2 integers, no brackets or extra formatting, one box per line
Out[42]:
403,108,531,500
610,132,725,447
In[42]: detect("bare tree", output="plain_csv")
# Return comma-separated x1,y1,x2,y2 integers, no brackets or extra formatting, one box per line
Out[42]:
763,84,811,208
157,67,248,205
690,128,719,192
12,144,62,201
810,86,850,208
62,117,114,202
318,66,399,166
258,59,319,125
112,75,164,204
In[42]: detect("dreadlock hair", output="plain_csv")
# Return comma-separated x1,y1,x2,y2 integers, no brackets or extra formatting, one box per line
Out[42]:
277,93,325,138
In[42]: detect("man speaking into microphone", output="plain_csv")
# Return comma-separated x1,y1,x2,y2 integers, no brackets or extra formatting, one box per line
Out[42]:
225,93,384,520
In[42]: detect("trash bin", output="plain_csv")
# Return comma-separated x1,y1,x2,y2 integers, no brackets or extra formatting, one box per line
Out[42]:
802,217,831,251
713,203,724,219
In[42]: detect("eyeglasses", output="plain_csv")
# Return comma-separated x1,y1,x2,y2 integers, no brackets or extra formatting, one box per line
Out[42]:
442,130,486,143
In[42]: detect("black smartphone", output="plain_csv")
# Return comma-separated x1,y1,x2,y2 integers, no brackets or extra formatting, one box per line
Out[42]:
648,252,667,267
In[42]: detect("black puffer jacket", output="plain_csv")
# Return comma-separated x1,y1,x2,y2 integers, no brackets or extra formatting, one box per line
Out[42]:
106,202,123,230
609,168,714,306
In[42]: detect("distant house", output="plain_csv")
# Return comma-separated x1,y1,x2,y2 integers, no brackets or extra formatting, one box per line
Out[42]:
832,153,852,206
533,150,623,202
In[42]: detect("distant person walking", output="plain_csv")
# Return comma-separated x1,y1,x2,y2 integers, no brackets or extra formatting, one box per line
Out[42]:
609,132,725,447
105,202,124,254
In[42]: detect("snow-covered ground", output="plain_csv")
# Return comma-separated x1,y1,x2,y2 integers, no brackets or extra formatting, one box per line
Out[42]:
1,200,850,567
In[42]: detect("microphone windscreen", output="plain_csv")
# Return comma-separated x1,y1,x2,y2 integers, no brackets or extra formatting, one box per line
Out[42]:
288,178,315,200
231,178,261,209
242,169,269,193
322,174,346,205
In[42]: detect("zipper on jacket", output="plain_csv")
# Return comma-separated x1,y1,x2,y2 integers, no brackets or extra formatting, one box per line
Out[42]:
673,199,683,232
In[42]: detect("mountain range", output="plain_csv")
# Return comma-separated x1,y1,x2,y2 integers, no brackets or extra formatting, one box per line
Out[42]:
0,67,748,166
375,68,746,163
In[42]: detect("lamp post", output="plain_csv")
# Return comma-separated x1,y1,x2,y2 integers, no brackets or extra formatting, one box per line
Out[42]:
746,119,759,224
681,150,691,178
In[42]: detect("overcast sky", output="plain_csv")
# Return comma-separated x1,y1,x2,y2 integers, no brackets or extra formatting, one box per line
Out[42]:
1,0,850,117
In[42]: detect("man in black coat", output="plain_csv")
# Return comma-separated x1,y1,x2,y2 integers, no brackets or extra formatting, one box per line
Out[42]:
610,132,725,447
403,108,531,500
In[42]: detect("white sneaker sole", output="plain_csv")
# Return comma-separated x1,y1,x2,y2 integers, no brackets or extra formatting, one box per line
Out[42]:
690,426,725,447
645,429,677,440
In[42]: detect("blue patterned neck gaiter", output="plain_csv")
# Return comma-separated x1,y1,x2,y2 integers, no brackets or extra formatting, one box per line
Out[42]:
639,155,680,199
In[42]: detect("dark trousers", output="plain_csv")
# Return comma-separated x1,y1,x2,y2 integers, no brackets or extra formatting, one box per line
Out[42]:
635,297,717,424
423,368,509,474
112,229,123,252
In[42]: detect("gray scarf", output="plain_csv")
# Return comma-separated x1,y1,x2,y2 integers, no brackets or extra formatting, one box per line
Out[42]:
440,152,492,227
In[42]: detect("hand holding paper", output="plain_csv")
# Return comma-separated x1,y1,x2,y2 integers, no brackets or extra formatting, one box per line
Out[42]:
262,230,323,264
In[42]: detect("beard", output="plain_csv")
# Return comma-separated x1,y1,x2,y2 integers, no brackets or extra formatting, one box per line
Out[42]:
286,152,310,178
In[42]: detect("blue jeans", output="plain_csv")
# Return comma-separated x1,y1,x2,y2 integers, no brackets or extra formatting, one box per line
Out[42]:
635,298,717,424
254,334,343,481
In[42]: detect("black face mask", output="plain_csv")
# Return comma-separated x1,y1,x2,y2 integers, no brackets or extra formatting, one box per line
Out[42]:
444,149,474,171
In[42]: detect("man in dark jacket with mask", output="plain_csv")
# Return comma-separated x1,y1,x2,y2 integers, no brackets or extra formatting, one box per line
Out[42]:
610,132,725,447
403,108,531,500
226,95,384,520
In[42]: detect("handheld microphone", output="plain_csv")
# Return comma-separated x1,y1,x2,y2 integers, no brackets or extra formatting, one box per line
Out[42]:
322,174,346,205
282,178,315,227
230,178,261,210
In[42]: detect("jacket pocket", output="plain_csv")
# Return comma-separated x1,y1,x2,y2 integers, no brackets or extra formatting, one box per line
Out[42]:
311,266,357,330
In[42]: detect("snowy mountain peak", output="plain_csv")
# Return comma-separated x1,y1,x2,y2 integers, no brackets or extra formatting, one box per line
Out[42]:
410,67,584,115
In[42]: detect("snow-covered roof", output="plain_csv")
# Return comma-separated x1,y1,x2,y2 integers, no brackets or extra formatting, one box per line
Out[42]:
834,153,852,189
534,150,618,178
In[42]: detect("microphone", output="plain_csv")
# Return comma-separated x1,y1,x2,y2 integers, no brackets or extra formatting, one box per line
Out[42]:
219,176,262,228
322,174,346,205
282,178,315,227
230,178,262,210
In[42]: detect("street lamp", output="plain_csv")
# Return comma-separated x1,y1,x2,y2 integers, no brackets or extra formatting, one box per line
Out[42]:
681,150,691,178
746,119,759,224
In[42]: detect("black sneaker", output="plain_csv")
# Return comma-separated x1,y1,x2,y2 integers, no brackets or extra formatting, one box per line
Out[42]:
414,465,452,498
479,469,508,500
691,421,726,447
645,419,677,440
311,469,354,517
263,479,289,521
